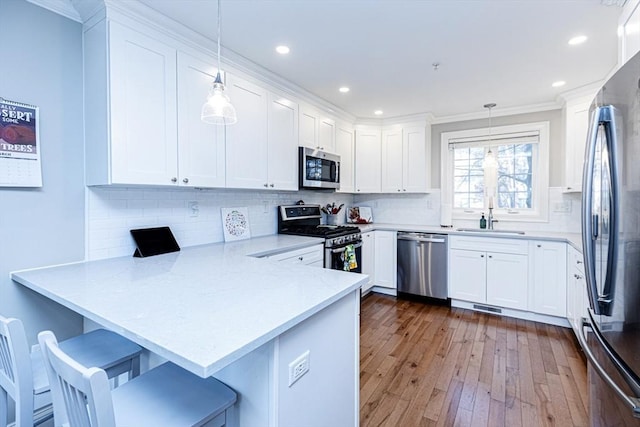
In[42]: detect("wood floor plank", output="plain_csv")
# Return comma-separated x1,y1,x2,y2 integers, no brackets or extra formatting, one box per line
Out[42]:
360,294,588,427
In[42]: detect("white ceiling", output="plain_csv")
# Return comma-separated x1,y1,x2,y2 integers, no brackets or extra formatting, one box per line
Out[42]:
137,0,622,120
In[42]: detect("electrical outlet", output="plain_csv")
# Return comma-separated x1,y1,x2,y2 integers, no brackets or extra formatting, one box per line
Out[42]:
188,201,199,217
553,201,571,213
288,350,310,387
263,201,269,214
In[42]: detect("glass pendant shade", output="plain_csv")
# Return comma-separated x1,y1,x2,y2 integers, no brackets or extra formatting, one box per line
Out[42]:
483,148,498,190
201,74,237,125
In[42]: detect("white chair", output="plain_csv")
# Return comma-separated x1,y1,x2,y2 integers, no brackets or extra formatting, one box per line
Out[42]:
0,316,142,427
38,330,237,427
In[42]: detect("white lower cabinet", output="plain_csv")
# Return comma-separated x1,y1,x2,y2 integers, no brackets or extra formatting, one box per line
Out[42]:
529,241,567,317
374,231,397,292
486,252,528,310
267,244,324,267
361,232,375,294
449,236,528,311
567,245,588,332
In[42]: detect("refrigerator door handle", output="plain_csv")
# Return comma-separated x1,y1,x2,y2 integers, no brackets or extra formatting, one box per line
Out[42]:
582,106,603,313
582,105,620,315
576,317,640,418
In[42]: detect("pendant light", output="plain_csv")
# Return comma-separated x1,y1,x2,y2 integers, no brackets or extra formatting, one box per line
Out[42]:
482,103,498,206
201,0,237,125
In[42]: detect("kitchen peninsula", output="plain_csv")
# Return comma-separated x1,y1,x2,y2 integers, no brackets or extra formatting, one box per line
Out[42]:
11,235,365,427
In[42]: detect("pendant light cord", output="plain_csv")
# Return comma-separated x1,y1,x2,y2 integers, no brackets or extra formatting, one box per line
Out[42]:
217,0,221,72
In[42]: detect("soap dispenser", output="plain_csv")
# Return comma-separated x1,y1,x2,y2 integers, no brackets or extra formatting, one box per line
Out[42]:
480,213,487,229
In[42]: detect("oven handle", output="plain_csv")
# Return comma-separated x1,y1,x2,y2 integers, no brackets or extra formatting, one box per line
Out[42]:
329,242,363,253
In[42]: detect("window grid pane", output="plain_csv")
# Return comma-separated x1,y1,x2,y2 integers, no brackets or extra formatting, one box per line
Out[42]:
453,147,484,209
496,143,533,209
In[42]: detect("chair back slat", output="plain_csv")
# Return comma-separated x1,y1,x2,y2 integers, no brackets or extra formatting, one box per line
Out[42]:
39,331,115,427
0,316,34,426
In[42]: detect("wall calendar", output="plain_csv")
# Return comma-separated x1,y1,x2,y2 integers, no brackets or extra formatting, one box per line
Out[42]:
0,97,42,187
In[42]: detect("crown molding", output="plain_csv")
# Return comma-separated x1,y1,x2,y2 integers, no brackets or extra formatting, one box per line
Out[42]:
26,0,81,22
556,81,602,104
430,101,562,125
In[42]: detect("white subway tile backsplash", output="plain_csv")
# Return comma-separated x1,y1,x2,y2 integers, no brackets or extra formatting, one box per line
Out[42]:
87,185,581,261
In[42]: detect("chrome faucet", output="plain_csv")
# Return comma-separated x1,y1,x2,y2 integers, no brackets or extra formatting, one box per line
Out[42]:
487,208,499,230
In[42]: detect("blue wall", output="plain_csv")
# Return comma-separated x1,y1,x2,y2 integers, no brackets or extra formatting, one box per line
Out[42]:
0,0,84,343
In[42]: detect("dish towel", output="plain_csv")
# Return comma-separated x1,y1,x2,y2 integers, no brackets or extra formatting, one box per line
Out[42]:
342,244,358,271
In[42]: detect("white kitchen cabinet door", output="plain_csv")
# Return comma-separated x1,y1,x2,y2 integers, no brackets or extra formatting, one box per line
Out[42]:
318,117,336,153
374,231,397,290
486,252,528,310
563,97,592,192
530,241,567,317
107,21,178,186
354,129,381,193
449,249,486,303
335,122,355,193
381,129,403,193
361,232,375,294
177,52,225,188
267,94,298,190
402,126,429,193
299,105,335,152
225,74,269,189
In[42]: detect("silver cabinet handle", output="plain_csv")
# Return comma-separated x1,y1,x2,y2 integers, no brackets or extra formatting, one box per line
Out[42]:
264,183,268,187
577,260,583,264
480,254,485,258
171,177,177,183
298,256,304,261
183,178,189,184
488,255,493,259
576,318,640,417
537,244,542,248
270,183,274,188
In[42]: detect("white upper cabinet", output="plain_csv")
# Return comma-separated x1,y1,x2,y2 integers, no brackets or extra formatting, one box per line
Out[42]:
381,129,403,193
402,126,429,193
563,93,594,192
381,125,429,193
225,74,269,189
225,74,298,191
335,122,355,193
267,93,299,191
354,128,381,193
299,104,335,152
85,20,179,186
620,0,640,66
177,52,225,188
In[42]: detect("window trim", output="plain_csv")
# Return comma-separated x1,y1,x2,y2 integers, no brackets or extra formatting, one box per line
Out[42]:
441,121,550,222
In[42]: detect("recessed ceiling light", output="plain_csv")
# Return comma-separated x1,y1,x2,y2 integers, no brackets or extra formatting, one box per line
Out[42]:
552,80,566,88
568,35,587,45
374,110,383,116
339,87,350,93
275,45,290,55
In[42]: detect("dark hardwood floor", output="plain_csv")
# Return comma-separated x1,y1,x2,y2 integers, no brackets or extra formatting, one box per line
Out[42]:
360,294,588,427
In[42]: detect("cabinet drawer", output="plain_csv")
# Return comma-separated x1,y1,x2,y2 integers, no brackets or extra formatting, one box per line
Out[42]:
449,235,528,255
568,245,585,274
268,245,324,266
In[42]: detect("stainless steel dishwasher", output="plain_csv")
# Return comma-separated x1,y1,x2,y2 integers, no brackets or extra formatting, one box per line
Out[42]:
397,232,448,300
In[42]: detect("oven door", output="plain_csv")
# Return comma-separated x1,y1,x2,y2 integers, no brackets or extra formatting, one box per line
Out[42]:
325,241,363,273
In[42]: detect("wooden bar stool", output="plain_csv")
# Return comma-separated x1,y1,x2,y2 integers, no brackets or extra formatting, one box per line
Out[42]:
0,316,142,427
38,330,237,427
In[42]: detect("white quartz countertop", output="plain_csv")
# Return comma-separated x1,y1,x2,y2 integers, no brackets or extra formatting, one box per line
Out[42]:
11,235,365,378
355,223,582,251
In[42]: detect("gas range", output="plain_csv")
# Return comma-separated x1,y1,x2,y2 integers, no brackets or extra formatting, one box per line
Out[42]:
278,205,362,249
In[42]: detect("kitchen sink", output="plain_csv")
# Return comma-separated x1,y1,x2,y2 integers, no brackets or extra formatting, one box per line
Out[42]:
456,228,526,235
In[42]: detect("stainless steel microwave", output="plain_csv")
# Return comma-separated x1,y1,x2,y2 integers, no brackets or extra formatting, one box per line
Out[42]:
299,147,340,190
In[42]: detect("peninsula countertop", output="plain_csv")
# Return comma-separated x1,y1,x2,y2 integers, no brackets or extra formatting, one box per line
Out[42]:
11,235,366,378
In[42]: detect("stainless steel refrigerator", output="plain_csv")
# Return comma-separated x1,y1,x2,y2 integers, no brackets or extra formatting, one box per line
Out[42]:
578,51,640,426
